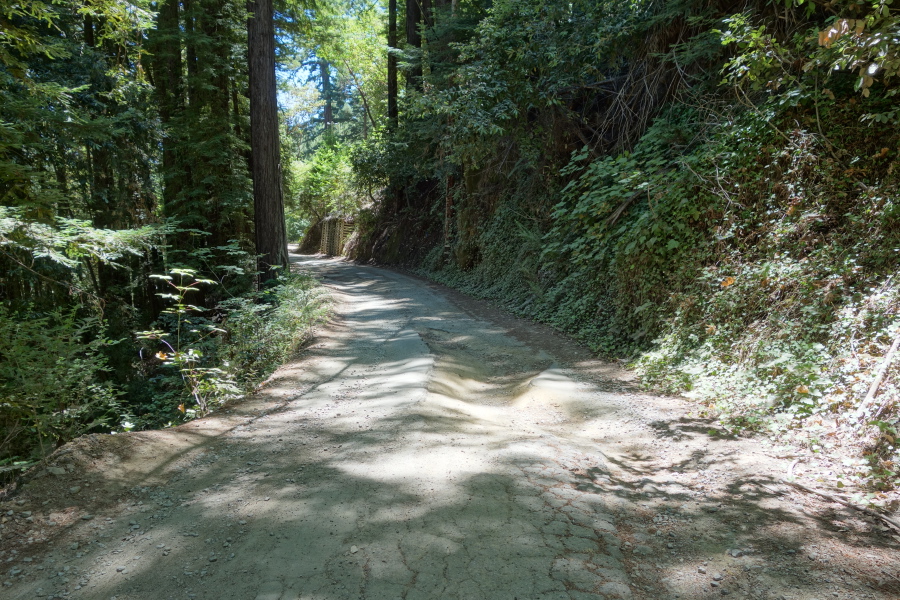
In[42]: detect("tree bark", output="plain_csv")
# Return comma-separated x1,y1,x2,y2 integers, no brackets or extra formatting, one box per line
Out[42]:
387,0,398,127
148,0,184,214
320,59,333,129
405,0,423,87
83,13,95,48
184,0,199,108
248,0,288,282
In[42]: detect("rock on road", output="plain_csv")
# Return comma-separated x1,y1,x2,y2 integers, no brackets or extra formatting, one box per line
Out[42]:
4,255,899,600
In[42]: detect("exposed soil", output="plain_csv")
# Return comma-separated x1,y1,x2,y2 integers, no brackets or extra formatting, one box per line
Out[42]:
1,254,898,600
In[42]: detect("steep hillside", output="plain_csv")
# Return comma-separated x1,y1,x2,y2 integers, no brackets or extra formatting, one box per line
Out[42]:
350,0,900,495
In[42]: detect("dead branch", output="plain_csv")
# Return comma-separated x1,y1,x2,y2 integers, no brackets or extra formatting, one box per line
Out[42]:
854,330,900,423
342,59,378,132
605,191,644,228
781,478,900,533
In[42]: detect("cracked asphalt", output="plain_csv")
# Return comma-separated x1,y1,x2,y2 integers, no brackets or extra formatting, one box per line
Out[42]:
4,254,900,600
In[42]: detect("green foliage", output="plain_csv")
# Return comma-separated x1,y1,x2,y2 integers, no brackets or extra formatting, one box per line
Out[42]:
0,307,125,461
287,140,356,222
218,271,330,383
349,0,900,495
137,269,235,416
421,0,648,165
719,1,900,117
134,269,329,426
285,213,311,243
0,206,165,271
0,0,343,472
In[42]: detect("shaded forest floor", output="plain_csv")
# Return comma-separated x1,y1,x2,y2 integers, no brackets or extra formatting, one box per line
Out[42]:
1,254,898,599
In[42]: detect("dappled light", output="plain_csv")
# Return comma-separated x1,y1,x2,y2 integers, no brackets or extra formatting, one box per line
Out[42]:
3,257,897,599
4,0,900,598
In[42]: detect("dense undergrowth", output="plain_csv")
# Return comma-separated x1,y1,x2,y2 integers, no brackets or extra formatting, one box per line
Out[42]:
344,0,900,496
0,269,329,478
0,0,347,481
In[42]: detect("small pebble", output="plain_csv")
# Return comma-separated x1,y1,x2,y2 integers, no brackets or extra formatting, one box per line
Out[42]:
698,567,707,574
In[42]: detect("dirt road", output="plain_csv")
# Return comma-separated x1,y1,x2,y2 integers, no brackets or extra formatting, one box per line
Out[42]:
2,255,898,599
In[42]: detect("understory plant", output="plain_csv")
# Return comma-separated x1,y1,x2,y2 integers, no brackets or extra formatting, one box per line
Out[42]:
137,269,237,417
136,269,329,425
217,271,330,384
0,307,125,463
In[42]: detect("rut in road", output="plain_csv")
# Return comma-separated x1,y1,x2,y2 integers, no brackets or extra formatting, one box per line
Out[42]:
6,255,899,600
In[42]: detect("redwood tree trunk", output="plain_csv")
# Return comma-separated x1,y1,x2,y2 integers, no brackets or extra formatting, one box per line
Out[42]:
148,0,184,216
405,0,423,87
387,0,398,126
248,0,288,282
320,59,333,129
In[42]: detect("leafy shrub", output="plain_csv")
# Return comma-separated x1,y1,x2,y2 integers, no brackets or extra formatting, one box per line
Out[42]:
0,307,125,462
138,269,238,417
133,270,330,427
218,271,330,384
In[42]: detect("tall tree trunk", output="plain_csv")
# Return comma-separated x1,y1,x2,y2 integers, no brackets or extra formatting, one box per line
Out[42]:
422,0,433,27
405,0,421,46
83,13,95,48
248,0,288,283
148,0,184,214
405,0,433,89
405,0,422,87
320,59,333,129
388,0,398,127
184,0,199,109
